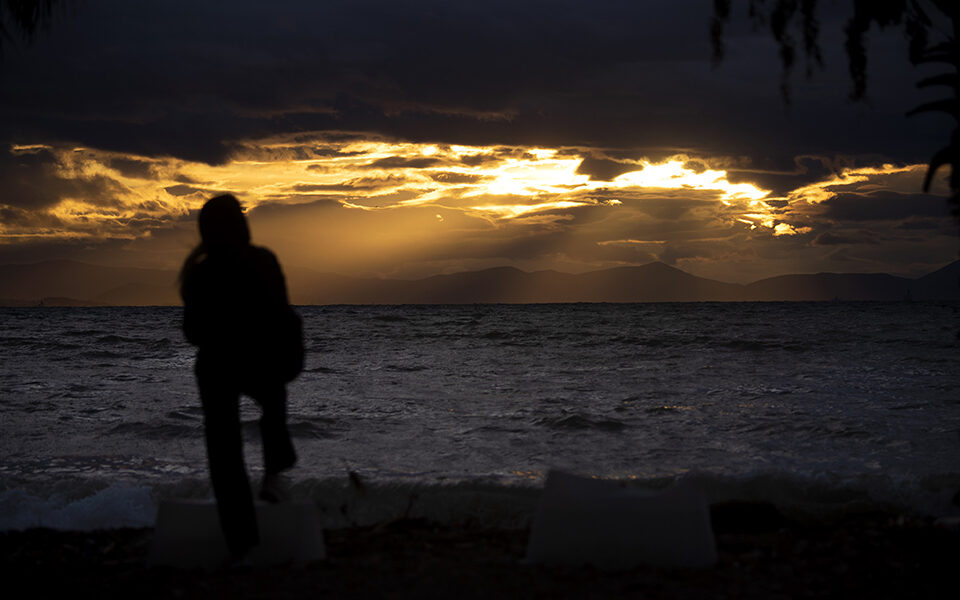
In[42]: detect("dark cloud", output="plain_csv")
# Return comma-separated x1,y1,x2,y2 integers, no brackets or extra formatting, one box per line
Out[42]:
895,218,944,231
234,141,379,163
164,184,202,197
725,155,842,195
0,148,126,211
0,205,64,229
292,175,408,193
813,231,880,246
0,225,198,270
820,192,952,222
365,157,444,169
1,0,956,282
430,172,485,184
108,157,156,179
291,184,360,193
459,154,499,167
0,149,63,210
312,147,365,157
0,0,945,172
576,156,641,181
823,247,875,264
660,241,728,266
634,197,714,221
589,243,661,265
137,200,167,212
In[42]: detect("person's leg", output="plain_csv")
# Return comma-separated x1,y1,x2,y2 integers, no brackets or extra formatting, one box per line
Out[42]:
252,383,297,475
248,383,296,502
199,373,259,558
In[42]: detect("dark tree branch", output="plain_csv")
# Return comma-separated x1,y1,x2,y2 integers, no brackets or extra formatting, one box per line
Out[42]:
712,0,960,222
1,0,64,56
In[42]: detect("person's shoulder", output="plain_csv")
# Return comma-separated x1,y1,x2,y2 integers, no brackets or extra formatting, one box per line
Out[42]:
248,245,279,264
182,254,210,281
247,246,283,276
250,244,276,258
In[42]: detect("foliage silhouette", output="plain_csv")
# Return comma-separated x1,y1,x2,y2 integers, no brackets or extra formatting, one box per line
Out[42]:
0,0,64,57
712,0,959,221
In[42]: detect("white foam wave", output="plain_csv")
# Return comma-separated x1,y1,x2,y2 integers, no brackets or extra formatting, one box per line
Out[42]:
0,483,156,530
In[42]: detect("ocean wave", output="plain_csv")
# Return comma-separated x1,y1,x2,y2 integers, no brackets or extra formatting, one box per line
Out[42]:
481,331,510,339
0,336,44,346
63,329,108,337
96,335,147,344
371,314,408,322
461,424,529,435
4,304,960,532
108,421,200,439
644,405,691,415
0,338,84,352
287,419,339,439
536,413,627,432
720,339,788,351
384,364,429,372
146,338,173,349
79,350,125,359
165,408,202,421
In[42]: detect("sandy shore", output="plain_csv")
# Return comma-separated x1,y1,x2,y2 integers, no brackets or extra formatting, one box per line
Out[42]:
3,505,958,598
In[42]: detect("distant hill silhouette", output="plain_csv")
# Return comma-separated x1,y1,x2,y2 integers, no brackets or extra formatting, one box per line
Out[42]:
909,260,960,300
0,260,178,305
1,259,958,306
744,272,914,302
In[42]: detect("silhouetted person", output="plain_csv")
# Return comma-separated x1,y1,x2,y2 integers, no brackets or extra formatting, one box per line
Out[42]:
179,194,303,560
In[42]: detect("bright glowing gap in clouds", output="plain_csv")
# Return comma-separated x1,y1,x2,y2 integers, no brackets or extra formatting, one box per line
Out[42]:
8,138,918,245
477,151,590,196
612,161,769,201
788,164,924,204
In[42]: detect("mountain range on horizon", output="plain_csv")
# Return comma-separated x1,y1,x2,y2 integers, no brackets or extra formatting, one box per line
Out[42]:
0,259,958,306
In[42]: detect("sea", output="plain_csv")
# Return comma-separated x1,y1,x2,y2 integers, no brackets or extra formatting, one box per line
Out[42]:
1,302,959,531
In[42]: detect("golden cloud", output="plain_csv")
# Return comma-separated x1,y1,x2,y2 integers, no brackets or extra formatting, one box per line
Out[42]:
0,138,929,268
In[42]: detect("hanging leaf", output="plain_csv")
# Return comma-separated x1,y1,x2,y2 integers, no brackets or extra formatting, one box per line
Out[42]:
917,73,959,89
906,99,960,119
921,145,955,192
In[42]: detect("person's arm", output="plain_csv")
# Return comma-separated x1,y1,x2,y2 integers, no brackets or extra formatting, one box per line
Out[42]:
181,269,205,346
256,247,292,307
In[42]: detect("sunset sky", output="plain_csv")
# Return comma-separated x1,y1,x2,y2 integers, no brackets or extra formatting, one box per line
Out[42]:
1,0,956,283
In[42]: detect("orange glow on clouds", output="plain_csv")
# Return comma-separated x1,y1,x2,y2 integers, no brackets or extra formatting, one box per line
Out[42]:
474,150,589,196
612,160,769,201
787,164,923,205
471,200,592,219
0,139,919,249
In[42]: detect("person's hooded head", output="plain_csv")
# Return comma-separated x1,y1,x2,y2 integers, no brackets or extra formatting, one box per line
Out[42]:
198,194,251,253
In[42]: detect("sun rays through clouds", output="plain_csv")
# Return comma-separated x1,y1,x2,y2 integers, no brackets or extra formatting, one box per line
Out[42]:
0,136,951,281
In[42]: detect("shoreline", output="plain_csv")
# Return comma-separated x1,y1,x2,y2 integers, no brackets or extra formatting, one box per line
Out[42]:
4,472,960,533
4,506,958,598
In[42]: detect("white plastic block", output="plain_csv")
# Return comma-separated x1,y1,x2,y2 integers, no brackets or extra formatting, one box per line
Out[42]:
525,470,716,570
147,500,326,569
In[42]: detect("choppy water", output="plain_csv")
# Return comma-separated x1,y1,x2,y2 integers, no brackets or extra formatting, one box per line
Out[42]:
1,302,959,529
